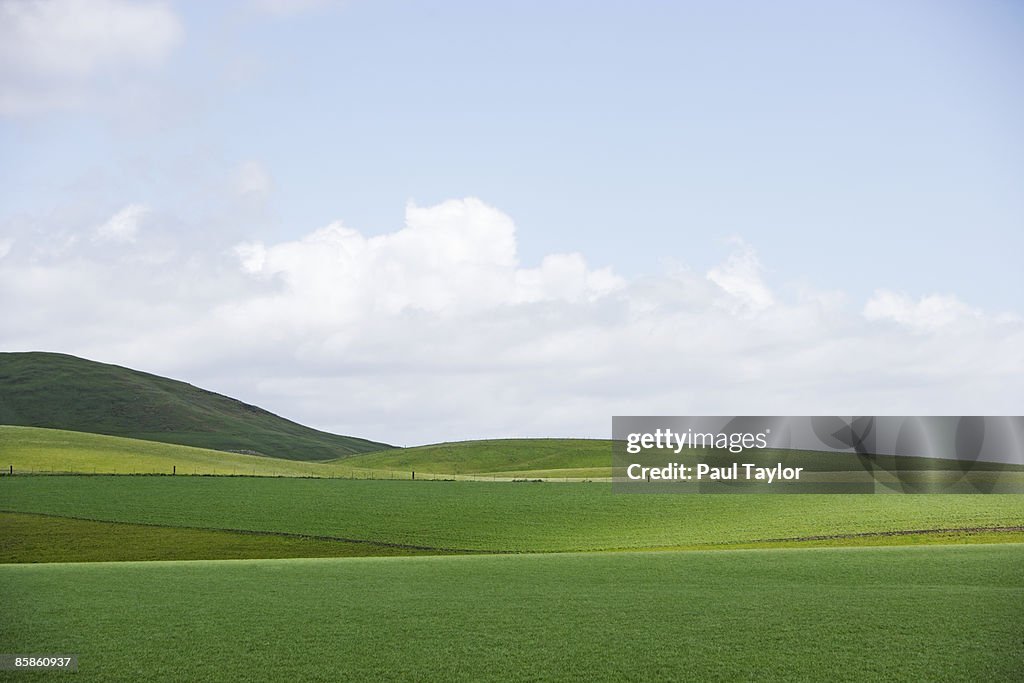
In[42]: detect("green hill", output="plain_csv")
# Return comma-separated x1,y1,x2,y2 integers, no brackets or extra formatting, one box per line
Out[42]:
0,352,390,461
0,425,364,476
0,428,604,480
342,438,613,478
340,437,1024,481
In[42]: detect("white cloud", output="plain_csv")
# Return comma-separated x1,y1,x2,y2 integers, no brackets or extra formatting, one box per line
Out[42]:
232,198,623,322
93,203,150,243
0,0,182,114
706,238,774,310
0,238,12,260
863,290,979,332
2,196,1022,445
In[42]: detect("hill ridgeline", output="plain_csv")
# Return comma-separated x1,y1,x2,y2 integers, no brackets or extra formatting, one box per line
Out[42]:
0,352,391,461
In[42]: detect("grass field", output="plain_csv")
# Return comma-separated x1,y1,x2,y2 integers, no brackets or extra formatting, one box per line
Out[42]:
0,352,390,459
0,512,449,563
2,545,1022,681
347,437,1024,480
344,438,613,477
3,439,1023,681
3,477,1023,553
0,426,358,477
0,427,607,480
9,427,1022,488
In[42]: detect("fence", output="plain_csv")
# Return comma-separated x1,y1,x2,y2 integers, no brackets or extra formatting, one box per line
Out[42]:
0,464,608,482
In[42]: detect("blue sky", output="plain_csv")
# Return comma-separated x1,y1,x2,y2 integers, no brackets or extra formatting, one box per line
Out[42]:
1,1,1022,443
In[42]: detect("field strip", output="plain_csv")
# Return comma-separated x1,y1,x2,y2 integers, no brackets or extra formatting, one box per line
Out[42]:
4,510,1022,562
0,509,491,555
641,526,1024,551
750,525,1024,542
2,544,1022,680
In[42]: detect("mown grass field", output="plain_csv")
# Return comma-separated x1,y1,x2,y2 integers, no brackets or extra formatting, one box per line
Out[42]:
2,545,1022,682
3,477,1023,553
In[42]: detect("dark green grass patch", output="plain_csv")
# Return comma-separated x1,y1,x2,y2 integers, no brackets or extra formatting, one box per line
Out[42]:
0,352,390,460
1,545,1022,681
2,477,1023,553
0,513,451,563
2,511,1021,564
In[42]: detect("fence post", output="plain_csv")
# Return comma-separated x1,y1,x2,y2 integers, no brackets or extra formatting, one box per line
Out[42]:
173,465,176,476
8,464,12,476
412,471,415,481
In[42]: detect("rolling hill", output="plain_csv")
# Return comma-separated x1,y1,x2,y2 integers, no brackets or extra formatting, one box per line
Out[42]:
0,427,608,480
0,352,390,461
0,425,363,476
5,418,1023,485
341,437,1024,481
342,438,613,478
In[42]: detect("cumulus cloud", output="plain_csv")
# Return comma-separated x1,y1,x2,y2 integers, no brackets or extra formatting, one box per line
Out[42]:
232,198,623,322
0,0,182,114
1,196,1021,445
706,238,774,310
93,204,150,243
863,290,980,332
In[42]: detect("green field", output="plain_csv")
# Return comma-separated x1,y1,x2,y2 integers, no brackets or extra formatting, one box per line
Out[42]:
3,477,1023,553
0,512,450,563
0,427,610,480
345,438,613,478
0,353,390,460
2,545,1022,681
3,421,1024,681
10,427,1021,487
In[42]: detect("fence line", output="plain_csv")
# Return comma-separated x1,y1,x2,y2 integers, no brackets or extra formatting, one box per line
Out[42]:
1,464,608,482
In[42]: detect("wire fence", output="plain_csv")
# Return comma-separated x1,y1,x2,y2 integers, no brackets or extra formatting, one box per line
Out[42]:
0,465,609,482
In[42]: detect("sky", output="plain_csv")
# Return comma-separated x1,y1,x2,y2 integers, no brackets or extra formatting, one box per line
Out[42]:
1,0,1022,446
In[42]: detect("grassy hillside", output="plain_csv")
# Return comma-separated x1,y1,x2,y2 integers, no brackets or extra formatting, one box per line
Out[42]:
0,352,390,460
343,438,1024,481
0,426,361,477
7,420,1019,483
2,545,1021,681
344,438,613,477
0,427,599,479
3,477,1022,553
